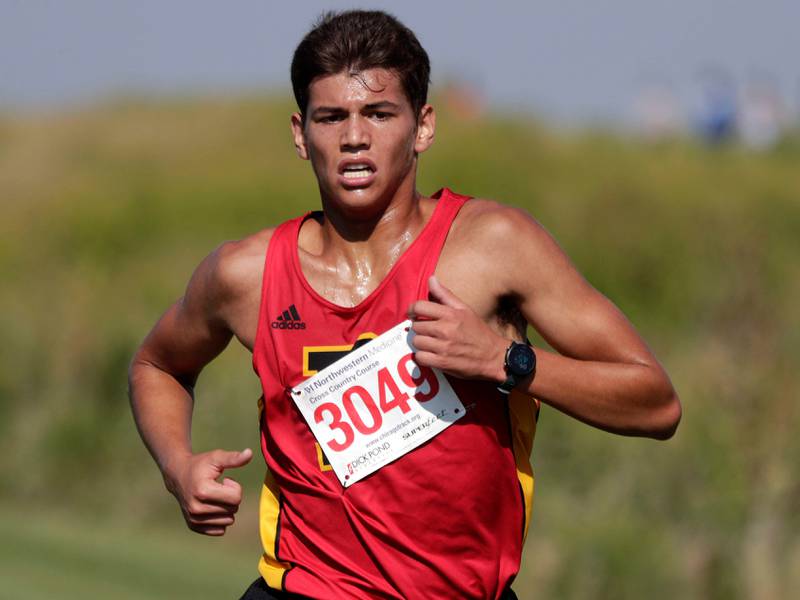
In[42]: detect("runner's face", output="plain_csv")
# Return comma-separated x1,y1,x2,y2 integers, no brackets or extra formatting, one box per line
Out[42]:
291,69,434,215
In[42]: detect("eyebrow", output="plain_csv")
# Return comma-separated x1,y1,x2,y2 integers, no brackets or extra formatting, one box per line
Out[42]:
311,106,346,116
363,101,401,111
311,101,402,117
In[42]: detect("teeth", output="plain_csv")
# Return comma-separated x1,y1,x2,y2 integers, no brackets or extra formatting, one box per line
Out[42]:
343,169,371,179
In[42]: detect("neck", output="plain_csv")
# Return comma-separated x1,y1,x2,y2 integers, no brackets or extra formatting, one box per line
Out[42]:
315,175,424,263
297,172,436,307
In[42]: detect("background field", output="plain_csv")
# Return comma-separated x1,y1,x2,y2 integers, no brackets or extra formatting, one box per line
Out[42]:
1,95,798,599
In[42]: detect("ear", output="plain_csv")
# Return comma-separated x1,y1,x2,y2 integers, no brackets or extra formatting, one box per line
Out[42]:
290,112,309,160
414,104,436,153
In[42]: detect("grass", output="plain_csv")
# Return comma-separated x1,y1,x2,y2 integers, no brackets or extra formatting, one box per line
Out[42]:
0,504,260,600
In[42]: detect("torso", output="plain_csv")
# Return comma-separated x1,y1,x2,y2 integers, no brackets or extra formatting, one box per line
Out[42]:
247,189,535,599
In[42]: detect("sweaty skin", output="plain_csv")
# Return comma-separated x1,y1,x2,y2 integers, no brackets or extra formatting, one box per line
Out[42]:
129,68,681,537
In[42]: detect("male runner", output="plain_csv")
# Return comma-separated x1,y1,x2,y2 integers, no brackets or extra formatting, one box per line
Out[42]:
129,10,681,600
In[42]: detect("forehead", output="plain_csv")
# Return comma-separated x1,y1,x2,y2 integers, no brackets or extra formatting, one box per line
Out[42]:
307,68,411,110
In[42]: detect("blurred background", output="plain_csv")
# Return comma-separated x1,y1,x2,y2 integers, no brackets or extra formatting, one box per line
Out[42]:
1,1,798,598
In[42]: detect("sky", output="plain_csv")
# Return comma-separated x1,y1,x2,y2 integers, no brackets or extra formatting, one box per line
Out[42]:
1,0,798,124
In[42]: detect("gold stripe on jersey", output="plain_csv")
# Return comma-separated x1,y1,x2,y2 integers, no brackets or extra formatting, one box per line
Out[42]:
257,395,292,589
315,442,333,472
302,332,378,376
508,390,538,541
258,467,292,590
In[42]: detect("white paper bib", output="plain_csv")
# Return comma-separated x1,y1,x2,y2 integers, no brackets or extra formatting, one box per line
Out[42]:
290,320,465,487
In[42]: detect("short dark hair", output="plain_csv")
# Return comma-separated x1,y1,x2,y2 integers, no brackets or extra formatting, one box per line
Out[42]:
291,10,430,120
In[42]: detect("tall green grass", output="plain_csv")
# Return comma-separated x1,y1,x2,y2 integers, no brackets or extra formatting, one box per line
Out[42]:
1,95,798,599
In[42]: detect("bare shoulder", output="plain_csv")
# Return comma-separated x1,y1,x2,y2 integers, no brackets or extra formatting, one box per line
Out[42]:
209,228,275,296
441,197,578,301
447,197,555,259
184,227,276,323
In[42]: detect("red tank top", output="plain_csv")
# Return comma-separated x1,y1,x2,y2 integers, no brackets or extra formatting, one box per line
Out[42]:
252,188,536,599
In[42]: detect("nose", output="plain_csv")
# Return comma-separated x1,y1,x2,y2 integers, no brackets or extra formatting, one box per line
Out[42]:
340,114,370,151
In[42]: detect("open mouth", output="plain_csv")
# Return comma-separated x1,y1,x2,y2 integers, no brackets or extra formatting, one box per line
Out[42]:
342,165,374,179
338,159,377,184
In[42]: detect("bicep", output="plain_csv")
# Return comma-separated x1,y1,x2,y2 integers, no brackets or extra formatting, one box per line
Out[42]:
508,215,655,366
136,253,234,385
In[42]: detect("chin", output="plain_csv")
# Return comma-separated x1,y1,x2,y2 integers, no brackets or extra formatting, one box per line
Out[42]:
325,185,395,218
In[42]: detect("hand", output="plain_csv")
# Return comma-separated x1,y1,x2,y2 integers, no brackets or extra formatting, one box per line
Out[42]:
408,276,508,382
165,447,253,536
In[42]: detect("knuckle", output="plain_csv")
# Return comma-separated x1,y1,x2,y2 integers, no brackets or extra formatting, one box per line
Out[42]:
207,450,226,466
422,354,440,368
426,324,440,336
195,483,213,502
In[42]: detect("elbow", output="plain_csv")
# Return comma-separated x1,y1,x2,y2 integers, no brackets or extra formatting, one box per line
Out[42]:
127,353,142,397
127,344,161,404
127,346,151,392
127,349,197,402
649,390,682,441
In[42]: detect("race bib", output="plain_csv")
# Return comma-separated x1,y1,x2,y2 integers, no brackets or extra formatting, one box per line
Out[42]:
290,320,465,487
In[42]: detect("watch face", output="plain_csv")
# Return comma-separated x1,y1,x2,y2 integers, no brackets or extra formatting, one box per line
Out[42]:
508,344,536,377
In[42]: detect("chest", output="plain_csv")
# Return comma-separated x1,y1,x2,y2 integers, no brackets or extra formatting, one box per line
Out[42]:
247,244,517,351
236,210,523,351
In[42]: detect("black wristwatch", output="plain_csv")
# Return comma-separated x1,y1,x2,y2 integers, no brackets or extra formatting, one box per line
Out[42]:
497,341,536,395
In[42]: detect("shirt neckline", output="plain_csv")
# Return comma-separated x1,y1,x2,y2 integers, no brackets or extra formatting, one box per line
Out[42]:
290,190,449,314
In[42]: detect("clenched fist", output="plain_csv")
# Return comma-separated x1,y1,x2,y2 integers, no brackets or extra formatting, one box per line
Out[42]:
164,447,253,536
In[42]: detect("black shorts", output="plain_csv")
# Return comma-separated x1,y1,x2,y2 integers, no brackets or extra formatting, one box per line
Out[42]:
238,578,307,600
238,577,518,600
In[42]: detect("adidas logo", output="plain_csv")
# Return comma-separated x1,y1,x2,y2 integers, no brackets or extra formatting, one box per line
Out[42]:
271,304,306,330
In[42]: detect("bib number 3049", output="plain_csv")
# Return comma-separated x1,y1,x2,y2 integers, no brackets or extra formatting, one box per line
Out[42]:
290,320,465,487
314,353,438,452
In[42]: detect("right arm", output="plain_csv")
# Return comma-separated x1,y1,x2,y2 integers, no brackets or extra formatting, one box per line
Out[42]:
128,242,256,536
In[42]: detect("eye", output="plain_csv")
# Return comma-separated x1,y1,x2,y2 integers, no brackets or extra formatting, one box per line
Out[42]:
371,111,392,121
317,114,344,124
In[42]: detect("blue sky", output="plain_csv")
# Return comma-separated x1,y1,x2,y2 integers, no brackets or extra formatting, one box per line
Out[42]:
1,1,797,124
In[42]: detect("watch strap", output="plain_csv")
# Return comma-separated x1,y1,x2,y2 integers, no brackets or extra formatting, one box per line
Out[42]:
497,341,536,395
497,371,519,395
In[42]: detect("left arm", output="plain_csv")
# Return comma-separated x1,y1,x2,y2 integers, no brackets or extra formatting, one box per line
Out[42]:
409,205,681,439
